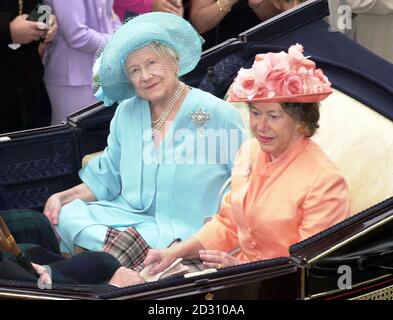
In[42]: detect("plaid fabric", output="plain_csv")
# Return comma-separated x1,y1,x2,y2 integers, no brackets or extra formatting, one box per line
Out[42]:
0,209,60,254
102,227,205,273
102,227,150,271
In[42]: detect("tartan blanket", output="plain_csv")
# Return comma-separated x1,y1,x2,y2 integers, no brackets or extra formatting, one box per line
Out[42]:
0,209,60,254
102,227,204,273
102,227,150,271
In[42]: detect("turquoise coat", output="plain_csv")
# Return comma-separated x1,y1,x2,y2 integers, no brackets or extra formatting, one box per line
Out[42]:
56,89,245,254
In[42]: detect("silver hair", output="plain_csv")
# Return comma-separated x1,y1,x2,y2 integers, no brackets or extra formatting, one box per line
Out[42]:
150,41,180,64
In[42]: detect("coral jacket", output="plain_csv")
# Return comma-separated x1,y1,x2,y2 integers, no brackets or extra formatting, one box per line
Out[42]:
194,137,351,262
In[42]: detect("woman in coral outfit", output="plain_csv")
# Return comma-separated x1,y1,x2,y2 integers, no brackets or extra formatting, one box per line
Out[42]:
143,44,351,273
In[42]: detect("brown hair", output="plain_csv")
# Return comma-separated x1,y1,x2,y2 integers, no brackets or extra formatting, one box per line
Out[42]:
281,102,320,137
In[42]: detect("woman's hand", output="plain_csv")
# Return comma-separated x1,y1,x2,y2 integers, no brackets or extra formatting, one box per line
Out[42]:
199,249,240,269
248,0,265,9
152,0,184,16
248,0,282,21
9,14,47,44
109,267,145,288
43,183,96,225
32,263,52,286
144,238,203,274
43,193,63,225
143,248,178,275
42,15,58,44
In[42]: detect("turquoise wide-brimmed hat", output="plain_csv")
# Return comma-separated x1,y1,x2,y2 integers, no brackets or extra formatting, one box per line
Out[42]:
96,12,203,103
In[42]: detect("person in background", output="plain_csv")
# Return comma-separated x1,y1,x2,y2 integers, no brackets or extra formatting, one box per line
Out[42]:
42,0,121,125
328,0,393,64
268,0,303,11
142,44,351,274
0,243,144,287
114,0,184,21
0,209,143,287
188,0,303,50
0,0,57,134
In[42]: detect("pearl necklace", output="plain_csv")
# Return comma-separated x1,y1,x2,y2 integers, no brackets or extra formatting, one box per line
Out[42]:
151,81,185,131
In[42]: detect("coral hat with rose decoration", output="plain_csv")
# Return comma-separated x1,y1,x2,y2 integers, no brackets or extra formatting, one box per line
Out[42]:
228,44,332,103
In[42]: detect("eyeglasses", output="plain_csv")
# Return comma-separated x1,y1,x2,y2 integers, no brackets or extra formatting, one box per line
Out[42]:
126,58,166,81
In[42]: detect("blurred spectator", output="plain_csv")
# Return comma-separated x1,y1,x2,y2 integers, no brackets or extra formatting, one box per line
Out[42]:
0,1,57,134
328,0,393,63
267,0,303,11
189,0,302,50
43,0,121,125
114,0,183,21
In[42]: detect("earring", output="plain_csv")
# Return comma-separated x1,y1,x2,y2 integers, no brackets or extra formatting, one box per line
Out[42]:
299,126,311,137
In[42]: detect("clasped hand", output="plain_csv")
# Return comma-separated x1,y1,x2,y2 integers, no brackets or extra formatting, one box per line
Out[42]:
10,14,58,44
143,248,240,275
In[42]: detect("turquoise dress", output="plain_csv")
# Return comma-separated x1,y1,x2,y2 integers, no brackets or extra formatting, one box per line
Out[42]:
56,88,245,254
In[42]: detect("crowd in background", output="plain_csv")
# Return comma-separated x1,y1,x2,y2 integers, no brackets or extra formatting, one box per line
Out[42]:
328,0,393,64
0,0,392,134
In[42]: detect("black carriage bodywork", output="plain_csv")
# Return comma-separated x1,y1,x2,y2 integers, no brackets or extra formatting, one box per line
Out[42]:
0,0,392,300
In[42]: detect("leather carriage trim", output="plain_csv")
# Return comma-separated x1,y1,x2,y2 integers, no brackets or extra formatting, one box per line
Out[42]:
66,102,110,127
290,195,393,254
0,283,99,300
308,274,392,300
0,277,98,294
96,257,291,299
0,291,71,301
307,213,393,264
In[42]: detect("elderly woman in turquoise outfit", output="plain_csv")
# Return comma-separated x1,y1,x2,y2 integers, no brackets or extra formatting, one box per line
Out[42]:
43,12,245,267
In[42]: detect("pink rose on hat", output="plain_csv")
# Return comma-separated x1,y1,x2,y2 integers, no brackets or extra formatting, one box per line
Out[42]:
228,43,332,103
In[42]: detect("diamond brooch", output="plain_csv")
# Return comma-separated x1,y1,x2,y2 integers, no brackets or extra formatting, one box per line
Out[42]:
190,108,211,137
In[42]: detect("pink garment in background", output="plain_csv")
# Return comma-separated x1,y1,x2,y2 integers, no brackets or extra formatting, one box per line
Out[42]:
114,0,152,21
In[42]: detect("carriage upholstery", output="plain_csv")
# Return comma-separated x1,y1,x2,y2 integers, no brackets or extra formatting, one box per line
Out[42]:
313,89,393,215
